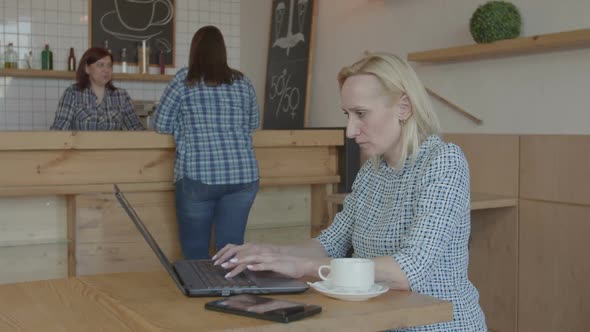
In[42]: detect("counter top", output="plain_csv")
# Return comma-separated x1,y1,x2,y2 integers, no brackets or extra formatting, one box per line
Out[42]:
0,130,344,150
0,130,344,196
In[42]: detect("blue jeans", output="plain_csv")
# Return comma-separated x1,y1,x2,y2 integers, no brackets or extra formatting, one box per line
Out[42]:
174,178,259,259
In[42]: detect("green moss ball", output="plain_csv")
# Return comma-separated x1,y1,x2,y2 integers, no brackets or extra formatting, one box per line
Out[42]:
470,1,522,43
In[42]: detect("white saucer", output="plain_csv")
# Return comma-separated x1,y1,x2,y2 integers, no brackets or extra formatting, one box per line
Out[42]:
307,281,389,301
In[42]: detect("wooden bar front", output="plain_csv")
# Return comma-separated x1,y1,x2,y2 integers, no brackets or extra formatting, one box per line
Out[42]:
0,130,343,283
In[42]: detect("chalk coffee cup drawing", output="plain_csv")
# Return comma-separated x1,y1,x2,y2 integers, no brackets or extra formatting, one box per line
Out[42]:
114,0,173,31
318,258,375,291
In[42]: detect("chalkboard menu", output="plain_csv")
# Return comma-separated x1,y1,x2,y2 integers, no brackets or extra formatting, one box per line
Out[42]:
263,0,316,129
90,0,175,66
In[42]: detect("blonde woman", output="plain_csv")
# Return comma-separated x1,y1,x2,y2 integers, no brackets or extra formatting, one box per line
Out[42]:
214,53,486,331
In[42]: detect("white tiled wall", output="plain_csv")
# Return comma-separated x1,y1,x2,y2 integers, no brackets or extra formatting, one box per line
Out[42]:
0,0,241,130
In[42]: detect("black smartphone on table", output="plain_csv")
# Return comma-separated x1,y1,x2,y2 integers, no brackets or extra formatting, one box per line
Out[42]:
205,294,322,323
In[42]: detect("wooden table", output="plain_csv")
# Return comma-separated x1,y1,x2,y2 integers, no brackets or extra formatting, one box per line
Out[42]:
0,271,452,331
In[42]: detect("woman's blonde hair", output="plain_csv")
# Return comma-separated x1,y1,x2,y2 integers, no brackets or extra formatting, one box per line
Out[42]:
337,52,440,169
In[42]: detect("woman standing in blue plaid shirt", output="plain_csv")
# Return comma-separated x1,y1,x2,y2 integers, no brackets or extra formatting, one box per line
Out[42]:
215,53,487,331
153,26,260,260
50,47,144,131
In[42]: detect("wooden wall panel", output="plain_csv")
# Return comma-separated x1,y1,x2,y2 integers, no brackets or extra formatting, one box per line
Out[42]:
470,207,518,332
0,196,67,285
518,200,590,332
520,135,590,205
245,226,311,245
0,244,67,284
0,196,66,245
75,191,181,275
247,185,310,228
247,186,311,244
76,242,182,275
311,184,334,237
444,134,519,197
256,146,338,178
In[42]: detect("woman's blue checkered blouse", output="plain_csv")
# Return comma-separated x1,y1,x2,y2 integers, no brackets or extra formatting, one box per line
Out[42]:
317,135,487,331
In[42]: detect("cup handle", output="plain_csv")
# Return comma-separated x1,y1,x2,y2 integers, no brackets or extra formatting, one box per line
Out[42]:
318,265,331,281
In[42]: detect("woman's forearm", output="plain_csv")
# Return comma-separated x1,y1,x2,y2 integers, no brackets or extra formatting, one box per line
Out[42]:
373,256,410,290
271,239,332,278
274,239,329,258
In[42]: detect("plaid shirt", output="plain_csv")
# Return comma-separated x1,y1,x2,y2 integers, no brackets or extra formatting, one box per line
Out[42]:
153,67,260,184
50,85,144,131
318,136,487,332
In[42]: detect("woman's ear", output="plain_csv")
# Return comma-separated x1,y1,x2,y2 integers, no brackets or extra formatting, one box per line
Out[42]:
397,94,413,121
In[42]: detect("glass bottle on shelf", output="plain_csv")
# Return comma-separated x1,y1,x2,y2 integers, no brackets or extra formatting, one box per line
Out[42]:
4,43,18,69
41,44,53,70
104,40,112,54
158,50,165,74
25,50,33,69
121,48,128,73
137,40,150,74
67,48,76,71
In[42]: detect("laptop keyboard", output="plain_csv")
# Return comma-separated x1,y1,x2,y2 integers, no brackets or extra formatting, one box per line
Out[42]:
190,260,256,289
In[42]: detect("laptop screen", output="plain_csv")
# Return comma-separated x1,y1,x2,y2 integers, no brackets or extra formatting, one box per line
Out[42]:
113,184,187,294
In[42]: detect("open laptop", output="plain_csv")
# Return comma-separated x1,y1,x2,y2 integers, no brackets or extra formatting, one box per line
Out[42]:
113,184,309,297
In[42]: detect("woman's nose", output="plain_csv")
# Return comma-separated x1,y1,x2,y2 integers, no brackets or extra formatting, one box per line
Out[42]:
346,120,360,139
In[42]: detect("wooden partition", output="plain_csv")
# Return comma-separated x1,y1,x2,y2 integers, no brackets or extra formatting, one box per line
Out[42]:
444,134,520,332
518,136,590,332
0,130,343,282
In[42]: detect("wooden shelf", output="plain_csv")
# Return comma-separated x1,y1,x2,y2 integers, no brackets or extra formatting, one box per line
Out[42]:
470,192,517,210
407,28,590,63
0,68,173,82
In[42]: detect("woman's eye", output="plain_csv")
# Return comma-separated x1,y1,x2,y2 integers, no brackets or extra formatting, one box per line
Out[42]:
343,112,350,118
357,112,365,118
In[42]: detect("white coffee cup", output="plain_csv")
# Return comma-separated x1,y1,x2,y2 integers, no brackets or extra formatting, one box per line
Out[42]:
318,258,375,291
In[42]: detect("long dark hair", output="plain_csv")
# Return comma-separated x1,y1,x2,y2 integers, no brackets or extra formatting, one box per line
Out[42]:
186,25,243,86
75,47,116,90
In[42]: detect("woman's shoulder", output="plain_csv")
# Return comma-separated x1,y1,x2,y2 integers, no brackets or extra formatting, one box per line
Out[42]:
61,84,86,99
419,135,469,176
231,73,253,87
64,84,81,93
422,135,466,161
174,67,189,79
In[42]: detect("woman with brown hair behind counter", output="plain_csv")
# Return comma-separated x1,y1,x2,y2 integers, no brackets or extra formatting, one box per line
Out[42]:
50,47,144,130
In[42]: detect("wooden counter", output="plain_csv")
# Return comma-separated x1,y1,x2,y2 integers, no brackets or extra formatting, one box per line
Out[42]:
0,130,343,196
0,271,453,331
0,130,343,283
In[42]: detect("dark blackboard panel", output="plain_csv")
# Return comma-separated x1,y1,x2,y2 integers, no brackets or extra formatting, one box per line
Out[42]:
90,0,175,66
263,0,315,129
263,59,309,129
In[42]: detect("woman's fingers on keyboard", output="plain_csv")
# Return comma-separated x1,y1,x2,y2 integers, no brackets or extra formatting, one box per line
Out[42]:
213,244,238,265
224,264,247,278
